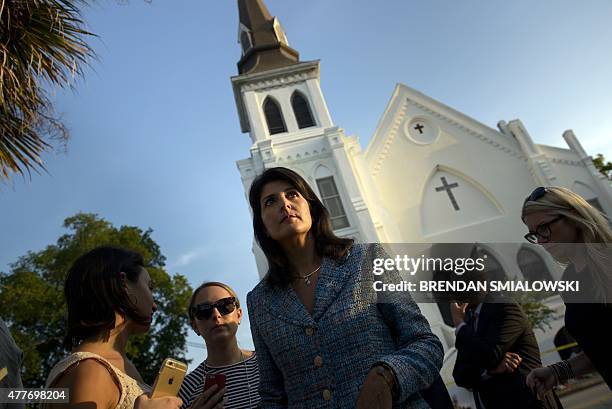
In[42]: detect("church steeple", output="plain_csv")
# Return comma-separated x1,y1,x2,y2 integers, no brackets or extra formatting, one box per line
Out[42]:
237,0,299,74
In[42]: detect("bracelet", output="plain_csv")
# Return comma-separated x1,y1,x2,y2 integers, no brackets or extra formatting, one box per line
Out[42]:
548,360,574,385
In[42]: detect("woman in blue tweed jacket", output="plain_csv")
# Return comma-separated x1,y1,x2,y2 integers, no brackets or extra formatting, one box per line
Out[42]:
246,167,444,408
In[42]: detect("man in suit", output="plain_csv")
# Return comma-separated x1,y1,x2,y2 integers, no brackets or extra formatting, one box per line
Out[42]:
451,295,563,409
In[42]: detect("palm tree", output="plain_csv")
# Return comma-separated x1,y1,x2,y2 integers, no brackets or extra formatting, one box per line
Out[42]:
0,0,94,181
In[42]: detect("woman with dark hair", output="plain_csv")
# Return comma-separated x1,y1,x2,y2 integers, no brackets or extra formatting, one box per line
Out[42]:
522,187,612,394
179,281,259,409
45,246,183,409
246,167,444,409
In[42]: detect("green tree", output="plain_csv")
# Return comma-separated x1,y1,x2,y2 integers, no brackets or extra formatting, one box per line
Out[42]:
513,291,556,332
0,0,95,181
0,213,192,386
592,153,612,181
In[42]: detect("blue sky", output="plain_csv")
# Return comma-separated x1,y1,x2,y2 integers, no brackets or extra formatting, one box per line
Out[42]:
1,0,611,366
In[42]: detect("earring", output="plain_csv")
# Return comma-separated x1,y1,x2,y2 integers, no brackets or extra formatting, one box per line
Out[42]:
127,291,138,306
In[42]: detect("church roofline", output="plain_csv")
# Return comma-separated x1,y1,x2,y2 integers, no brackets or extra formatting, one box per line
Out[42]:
537,143,574,153
231,59,319,83
365,83,518,165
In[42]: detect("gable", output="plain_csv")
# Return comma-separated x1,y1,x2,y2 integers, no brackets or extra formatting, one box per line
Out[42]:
364,83,524,177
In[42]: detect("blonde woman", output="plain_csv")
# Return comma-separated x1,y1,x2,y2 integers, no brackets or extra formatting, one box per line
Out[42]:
521,186,612,394
178,282,260,409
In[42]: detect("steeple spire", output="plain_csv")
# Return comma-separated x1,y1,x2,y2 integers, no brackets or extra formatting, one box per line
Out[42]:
237,0,299,75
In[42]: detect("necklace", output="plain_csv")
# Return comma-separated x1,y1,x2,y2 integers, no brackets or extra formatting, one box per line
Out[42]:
240,350,253,409
293,264,321,286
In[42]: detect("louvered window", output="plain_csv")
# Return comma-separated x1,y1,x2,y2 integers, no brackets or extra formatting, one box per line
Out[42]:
316,177,349,230
264,98,287,134
291,92,316,129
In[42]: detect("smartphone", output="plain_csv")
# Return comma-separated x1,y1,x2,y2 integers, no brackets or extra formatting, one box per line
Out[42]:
203,373,226,392
151,358,188,399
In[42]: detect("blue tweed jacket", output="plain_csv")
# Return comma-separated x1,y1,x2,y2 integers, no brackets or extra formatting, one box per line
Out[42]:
247,243,443,408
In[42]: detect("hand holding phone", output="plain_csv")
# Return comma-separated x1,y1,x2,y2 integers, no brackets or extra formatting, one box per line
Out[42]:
203,374,226,392
151,358,188,399
188,374,226,409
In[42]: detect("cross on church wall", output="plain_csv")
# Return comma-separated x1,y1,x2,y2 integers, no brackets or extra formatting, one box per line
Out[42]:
414,123,425,134
435,176,460,211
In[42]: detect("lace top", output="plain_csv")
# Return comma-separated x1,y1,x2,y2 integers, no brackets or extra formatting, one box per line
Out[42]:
46,351,151,409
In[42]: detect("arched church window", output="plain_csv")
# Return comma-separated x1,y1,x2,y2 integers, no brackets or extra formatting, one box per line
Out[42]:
517,246,552,282
263,98,287,135
240,30,252,55
316,177,349,230
291,92,316,129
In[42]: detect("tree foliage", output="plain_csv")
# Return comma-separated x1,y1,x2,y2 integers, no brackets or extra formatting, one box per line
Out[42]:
0,0,96,181
513,292,557,333
592,153,612,181
0,213,192,386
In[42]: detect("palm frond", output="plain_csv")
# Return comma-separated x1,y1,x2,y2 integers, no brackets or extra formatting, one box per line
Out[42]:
0,0,95,181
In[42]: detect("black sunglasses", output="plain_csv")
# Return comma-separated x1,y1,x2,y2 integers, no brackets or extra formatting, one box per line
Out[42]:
524,215,564,244
523,186,548,206
191,297,237,320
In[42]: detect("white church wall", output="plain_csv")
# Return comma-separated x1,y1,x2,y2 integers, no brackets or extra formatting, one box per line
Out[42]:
538,144,612,215
364,84,585,246
304,78,333,128
420,166,504,238
344,136,402,243
243,90,268,142
369,114,536,244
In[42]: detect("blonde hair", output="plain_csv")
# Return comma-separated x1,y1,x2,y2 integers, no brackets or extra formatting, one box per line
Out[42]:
522,186,612,301
188,281,241,321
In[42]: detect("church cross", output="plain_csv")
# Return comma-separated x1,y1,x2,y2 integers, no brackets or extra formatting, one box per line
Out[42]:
435,177,460,211
414,123,425,134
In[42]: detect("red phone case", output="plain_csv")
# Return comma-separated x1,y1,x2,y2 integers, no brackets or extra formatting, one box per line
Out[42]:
203,373,226,391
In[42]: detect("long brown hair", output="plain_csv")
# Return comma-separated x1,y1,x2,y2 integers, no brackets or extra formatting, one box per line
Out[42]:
63,246,150,350
248,167,353,287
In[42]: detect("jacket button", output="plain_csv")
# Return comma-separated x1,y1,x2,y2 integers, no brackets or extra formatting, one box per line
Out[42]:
322,389,332,401
314,355,323,367
305,327,314,336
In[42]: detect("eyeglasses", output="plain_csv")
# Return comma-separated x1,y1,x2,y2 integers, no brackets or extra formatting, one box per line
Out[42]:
524,216,564,244
523,186,548,206
191,297,237,320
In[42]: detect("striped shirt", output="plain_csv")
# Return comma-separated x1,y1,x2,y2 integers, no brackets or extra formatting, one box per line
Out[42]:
179,352,260,409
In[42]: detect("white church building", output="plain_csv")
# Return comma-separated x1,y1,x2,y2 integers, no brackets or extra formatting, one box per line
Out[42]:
230,0,612,403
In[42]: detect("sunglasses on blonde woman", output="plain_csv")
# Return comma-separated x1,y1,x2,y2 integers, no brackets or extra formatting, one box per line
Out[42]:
191,297,237,320
523,186,548,206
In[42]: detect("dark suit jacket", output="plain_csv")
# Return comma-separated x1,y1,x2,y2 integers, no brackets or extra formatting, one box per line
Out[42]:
453,298,562,409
